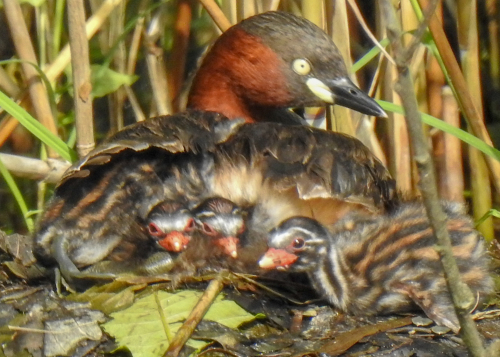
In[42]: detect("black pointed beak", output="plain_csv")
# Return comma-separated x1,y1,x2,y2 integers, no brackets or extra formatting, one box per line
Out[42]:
328,77,387,117
306,76,387,117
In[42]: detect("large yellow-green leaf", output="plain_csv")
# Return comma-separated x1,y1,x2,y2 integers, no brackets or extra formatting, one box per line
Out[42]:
91,65,138,98
102,289,257,357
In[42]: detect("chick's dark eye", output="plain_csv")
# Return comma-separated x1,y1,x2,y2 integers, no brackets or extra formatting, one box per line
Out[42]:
184,218,195,232
202,222,217,236
148,222,163,237
291,237,305,251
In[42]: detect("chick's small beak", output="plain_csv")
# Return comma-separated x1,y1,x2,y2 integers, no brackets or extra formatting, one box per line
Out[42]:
258,248,298,269
215,237,239,258
306,77,387,118
158,231,190,252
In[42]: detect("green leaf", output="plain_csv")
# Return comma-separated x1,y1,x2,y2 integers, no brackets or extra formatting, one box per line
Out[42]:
378,100,500,163
475,209,500,228
102,290,257,357
0,90,75,162
91,65,138,98
66,281,146,315
0,157,34,232
351,38,390,73
20,0,46,6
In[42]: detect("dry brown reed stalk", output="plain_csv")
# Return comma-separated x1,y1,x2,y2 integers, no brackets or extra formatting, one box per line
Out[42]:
438,86,464,202
0,118,19,146
454,0,494,240
199,0,232,31
389,64,412,192
486,0,499,89
67,0,95,157
145,10,171,116
124,0,148,122
108,1,128,132
0,66,21,97
328,0,355,135
169,0,193,113
3,0,58,157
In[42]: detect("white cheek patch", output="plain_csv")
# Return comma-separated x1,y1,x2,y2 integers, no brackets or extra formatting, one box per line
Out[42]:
271,231,292,247
306,78,334,104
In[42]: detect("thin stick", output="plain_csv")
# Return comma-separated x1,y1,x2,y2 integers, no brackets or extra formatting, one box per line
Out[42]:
346,0,395,66
4,0,58,157
0,153,69,183
67,0,95,157
381,0,491,355
163,275,224,357
198,0,232,31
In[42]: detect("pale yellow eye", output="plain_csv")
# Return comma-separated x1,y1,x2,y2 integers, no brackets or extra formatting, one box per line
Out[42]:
292,59,311,75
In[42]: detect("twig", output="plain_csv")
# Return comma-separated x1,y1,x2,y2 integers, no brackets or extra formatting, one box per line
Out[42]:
381,1,491,356
0,153,69,183
67,0,95,157
198,0,232,31
4,0,58,157
346,0,396,66
163,275,224,357
403,0,440,62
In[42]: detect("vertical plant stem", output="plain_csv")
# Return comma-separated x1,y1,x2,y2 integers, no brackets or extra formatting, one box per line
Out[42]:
67,0,95,157
108,1,127,132
145,10,171,116
4,0,58,157
44,0,125,83
440,86,464,202
486,0,499,89
381,1,488,355
52,0,66,61
199,0,232,31
169,0,192,112
456,0,494,240
328,0,355,135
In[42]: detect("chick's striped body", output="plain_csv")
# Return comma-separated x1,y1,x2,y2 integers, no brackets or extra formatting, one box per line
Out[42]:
262,201,493,331
33,112,241,281
35,152,216,281
36,155,166,267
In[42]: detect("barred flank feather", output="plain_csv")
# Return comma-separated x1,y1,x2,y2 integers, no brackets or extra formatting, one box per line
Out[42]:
267,200,493,331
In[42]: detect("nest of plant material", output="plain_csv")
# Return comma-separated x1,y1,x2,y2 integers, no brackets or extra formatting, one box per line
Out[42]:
1,230,500,357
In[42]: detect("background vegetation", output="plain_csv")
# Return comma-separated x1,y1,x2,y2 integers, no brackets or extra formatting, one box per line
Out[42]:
0,0,498,241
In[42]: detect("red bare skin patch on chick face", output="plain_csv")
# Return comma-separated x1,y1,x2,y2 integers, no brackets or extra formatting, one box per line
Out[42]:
215,236,240,258
158,231,191,252
258,248,298,269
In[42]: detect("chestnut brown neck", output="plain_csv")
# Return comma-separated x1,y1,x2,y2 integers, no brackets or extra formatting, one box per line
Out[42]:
187,27,293,123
